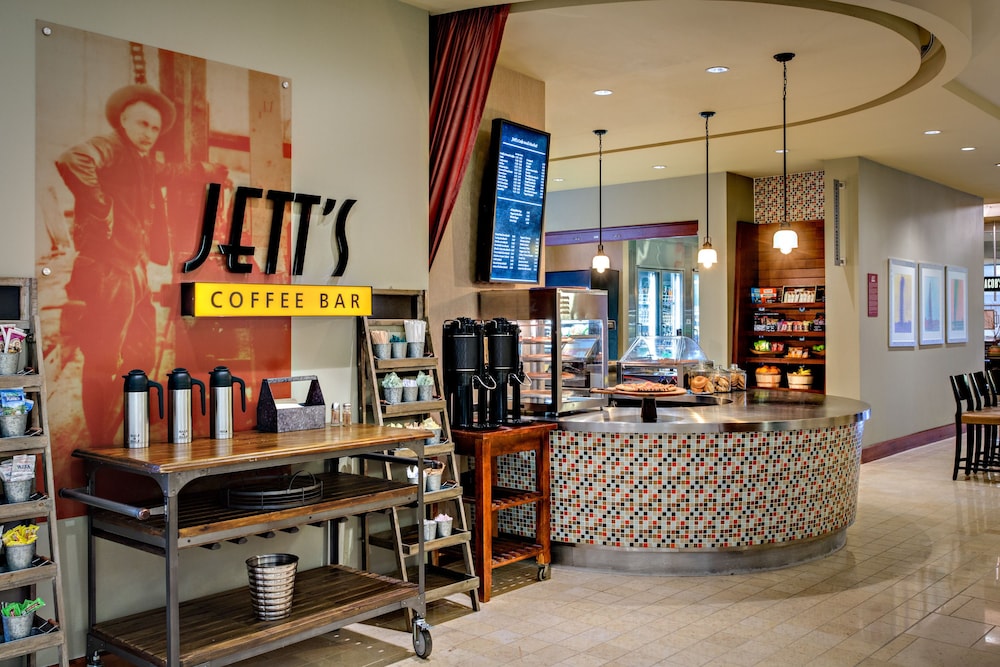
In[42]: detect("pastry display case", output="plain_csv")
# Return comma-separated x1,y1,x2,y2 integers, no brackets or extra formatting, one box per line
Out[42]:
479,288,608,416
618,335,709,386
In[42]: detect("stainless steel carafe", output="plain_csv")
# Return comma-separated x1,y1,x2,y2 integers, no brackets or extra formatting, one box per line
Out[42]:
208,366,246,440
167,368,206,444
123,369,163,448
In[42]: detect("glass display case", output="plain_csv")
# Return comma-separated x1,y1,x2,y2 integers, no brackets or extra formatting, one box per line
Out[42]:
479,287,608,416
619,335,709,386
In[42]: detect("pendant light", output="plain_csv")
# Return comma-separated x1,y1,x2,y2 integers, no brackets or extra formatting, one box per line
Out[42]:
772,52,798,255
697,111,718,269
591,129,610,273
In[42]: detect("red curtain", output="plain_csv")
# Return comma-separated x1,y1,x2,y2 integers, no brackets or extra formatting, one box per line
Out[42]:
428,5,510,268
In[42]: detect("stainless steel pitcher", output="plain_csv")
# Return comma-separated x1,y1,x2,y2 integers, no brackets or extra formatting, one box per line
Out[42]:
208,366,246,440
123,369,163,448
167,368,206,444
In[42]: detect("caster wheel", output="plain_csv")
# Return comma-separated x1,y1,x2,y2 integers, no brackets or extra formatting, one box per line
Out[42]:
413,625,433,659
537,563,551,581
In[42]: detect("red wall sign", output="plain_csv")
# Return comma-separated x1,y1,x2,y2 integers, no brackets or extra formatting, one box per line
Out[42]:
868,273,878,317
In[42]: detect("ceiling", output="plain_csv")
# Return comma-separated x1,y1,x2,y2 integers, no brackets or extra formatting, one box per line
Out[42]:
403,0,1000,208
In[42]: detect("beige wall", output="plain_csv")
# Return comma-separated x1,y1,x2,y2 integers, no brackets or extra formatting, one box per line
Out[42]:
2,1,429,660
427,66,545,348
853,158,982,445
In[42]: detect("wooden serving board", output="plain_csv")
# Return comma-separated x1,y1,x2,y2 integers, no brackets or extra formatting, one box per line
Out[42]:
590,386,688,398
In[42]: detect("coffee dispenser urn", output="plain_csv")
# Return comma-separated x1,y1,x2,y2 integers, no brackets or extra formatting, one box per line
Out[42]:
166,368,206,444
484,317,520,426
208,366,246,440
123,369,163,448
442,318,485,429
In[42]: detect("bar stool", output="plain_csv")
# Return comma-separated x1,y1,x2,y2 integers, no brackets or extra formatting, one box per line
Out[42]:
971,371,999,472
951,374,978,479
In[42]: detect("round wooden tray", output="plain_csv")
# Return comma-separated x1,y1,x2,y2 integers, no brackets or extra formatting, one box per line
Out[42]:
591,385,688,398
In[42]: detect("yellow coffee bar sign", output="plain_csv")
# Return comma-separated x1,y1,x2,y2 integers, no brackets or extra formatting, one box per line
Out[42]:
181,282,372,317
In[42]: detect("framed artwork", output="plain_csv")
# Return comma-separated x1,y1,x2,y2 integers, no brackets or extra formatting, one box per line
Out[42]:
946,265,968,343
888,258,916,348
918,263,944,345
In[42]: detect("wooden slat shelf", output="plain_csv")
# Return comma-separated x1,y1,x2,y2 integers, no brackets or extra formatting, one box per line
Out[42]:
369,525,472,556
406,564,479,602
0,494,51,522
0,556,59,589
0,374,43,390
91,565,417,667
382,399,447,417
374,357,439,371
463,485,544,512
746,357,825,365
491,533,544,568
0,625,65,661
91,472,418,550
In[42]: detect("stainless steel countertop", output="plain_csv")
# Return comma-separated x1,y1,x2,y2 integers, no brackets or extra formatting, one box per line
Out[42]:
555,389,870,433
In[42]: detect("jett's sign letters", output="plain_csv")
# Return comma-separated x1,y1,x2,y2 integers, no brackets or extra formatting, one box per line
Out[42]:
182,183,355,277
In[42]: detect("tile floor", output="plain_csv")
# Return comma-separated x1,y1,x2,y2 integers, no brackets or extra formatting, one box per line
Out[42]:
135,438,1000,666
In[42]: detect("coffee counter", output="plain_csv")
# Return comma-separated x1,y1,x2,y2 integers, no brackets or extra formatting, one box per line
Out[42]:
500,389,870,575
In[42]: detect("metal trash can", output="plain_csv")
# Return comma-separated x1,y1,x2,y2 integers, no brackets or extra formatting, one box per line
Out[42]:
246,553,298,621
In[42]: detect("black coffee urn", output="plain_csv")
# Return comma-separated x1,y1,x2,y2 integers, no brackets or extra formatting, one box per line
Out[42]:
442,318,486,429
484,317,522,426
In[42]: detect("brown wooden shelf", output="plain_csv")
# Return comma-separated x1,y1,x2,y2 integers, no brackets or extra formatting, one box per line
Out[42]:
91,471,418,550
369,525,472,556
463,485,545,512
750,302,825,310
491,533,543,568
746,357,825,365
90,565,417,667
749,331,825,338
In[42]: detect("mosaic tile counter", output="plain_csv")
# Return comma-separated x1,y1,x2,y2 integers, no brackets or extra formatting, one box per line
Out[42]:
496,389,870,575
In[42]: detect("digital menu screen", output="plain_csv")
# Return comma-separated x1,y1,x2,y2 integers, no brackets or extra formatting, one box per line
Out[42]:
477,119,551,283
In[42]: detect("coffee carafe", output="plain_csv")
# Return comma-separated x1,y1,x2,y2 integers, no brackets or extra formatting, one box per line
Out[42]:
123,369,163,448
166,368,206,444
442,318,486,429
208,366,246,440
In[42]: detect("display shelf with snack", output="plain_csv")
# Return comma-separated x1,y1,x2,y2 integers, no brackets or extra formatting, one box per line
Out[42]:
733,220,826,392
357,307,480,621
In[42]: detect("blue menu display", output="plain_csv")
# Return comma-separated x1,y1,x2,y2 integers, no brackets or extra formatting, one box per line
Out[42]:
478,119,550,283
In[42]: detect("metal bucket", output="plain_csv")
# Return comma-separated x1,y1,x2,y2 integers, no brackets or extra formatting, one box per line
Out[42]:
0,352,18,376
246,553,298,621
2,611,34,641
4,477,34,504
6,543,35,571
0,413,27,438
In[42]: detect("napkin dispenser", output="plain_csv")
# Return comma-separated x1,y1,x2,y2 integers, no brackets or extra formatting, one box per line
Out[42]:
257,376,326,433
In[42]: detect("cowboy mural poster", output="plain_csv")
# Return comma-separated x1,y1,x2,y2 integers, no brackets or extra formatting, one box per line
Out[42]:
35,22,292,514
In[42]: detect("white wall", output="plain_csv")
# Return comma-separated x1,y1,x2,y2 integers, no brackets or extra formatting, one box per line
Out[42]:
1,0,429,659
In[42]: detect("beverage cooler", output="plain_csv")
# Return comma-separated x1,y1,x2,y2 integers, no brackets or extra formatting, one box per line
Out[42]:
636,268,684,338
479,288,608,416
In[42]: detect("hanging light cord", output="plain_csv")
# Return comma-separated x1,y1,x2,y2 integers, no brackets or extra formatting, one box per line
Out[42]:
597,130,604,248
782,57,788,225
704,112,711,241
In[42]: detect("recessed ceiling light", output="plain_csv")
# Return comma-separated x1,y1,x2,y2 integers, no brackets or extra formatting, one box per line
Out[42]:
995,163,1000,167
775,149,788,154
652,165,666,170
923,130,941,135
553,177,564,182
706,66,729,74
593,89,613,96
961,146,976,151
